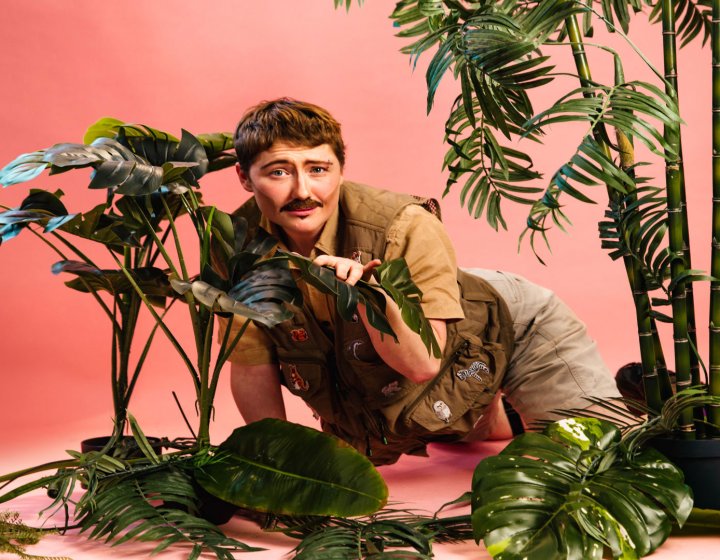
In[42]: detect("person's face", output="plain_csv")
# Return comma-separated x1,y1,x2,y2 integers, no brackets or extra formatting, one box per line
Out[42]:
236,142,343,255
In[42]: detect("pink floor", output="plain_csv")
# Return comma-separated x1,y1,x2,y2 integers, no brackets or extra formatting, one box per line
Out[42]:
3,437,718,559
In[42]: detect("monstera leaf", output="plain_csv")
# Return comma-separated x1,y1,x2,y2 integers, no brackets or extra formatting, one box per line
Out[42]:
195,419,388,516
0,123,208,196
0,189,77,243
171,272,297,328
53,260,173,298
472,418,693,559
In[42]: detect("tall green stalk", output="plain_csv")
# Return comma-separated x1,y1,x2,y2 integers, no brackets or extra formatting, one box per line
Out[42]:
709,0,720,432
565,14,664,411
661,0,695,437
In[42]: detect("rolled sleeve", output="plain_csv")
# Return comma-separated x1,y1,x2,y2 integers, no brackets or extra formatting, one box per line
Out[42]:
385,205,464,321
217,315,277,366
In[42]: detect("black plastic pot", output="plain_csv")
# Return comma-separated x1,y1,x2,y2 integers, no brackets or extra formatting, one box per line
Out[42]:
652,437,720,510
80,435,164,458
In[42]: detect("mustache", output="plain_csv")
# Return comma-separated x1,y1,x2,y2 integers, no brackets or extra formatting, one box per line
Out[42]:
281,198,323,212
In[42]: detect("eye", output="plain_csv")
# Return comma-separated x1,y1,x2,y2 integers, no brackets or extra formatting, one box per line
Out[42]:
310,166,327,174
269,169,287,177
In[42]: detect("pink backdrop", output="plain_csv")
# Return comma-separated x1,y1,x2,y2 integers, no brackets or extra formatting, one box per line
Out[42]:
0,0,713,490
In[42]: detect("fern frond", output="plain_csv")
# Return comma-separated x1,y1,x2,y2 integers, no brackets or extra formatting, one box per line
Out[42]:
0,511,71,560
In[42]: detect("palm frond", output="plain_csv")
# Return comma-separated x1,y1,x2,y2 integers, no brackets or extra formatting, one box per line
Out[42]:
648,0,713,47
599,183,671,289
443,96,543,229
524,81,681,158
278,508,475,559
75,462,258,559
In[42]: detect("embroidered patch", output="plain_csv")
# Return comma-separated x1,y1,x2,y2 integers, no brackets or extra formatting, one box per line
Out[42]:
349,340,365,360
351,250,362,263
351,313,359,323
433,400,452,423
287,364,310,392
381,381,401,398
456,361,491,382
290,328,309,342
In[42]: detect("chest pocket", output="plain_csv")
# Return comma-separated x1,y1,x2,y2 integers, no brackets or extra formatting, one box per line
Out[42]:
277,350,337,423
337,317,415,409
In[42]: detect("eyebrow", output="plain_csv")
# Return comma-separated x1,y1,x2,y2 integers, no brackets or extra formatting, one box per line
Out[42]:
259,159,334,170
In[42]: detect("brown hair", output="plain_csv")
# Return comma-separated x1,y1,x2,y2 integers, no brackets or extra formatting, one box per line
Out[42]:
233,98,346,174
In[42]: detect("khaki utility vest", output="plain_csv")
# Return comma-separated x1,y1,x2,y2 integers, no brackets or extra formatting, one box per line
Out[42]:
235,182,514,465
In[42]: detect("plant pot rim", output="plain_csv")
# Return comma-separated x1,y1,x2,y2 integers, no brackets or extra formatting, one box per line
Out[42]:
651,436,720,458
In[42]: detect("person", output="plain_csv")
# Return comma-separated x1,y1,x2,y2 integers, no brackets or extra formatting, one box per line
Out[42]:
223,98,621,465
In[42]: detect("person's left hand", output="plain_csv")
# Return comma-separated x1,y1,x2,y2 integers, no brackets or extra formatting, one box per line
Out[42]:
313,255,381,286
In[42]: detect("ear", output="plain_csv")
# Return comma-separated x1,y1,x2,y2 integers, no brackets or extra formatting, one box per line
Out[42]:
236,163,253,193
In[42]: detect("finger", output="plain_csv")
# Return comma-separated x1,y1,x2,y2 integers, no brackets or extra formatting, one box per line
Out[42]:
313,255,333,267
362,259,382,282
334,260,354,281
346,264,364,286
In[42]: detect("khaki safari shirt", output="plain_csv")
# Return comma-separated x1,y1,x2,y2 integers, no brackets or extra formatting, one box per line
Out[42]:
223,182,464,365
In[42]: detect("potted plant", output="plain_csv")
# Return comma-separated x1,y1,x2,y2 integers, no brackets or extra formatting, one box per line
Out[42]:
0,117,438,558
299,0,720,558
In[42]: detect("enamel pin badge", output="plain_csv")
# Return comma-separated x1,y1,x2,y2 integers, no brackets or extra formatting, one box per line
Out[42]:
433,400,452,423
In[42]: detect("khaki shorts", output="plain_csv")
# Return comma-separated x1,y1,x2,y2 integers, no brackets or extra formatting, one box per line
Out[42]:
462,269,621,434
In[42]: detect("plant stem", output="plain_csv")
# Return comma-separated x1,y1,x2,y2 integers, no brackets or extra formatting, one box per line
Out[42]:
662,0,696,438
710,0,720,433
565,13,664,410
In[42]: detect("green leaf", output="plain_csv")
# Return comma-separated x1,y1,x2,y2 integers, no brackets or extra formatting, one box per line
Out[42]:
170,275,295,328
0,150,48,187
195,419,388,516
83,117,180,145
53,260,173,297
472,418,692,559
127,414,160,465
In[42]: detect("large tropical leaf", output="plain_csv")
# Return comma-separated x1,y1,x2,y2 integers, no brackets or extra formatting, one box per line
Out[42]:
52,260,173,298
170,273,296,328
0,189,77,243
195,419,388,516
472,418,693,559
0,121,212,196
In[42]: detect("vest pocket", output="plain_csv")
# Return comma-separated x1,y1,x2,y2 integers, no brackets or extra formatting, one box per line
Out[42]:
277,356,335,423
403,337,504,434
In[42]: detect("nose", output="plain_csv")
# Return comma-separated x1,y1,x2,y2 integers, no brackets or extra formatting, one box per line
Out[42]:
291,171,312,200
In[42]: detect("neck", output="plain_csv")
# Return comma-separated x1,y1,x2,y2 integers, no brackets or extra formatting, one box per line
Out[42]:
284,232,317,257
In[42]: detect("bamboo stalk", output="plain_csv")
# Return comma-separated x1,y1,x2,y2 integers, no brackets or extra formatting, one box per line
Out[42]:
661,0,696,437
709,0,720,432
565,14,664,411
